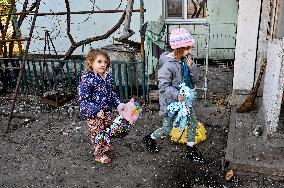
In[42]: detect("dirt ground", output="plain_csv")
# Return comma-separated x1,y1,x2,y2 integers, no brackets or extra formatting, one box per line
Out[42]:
1,65,283,188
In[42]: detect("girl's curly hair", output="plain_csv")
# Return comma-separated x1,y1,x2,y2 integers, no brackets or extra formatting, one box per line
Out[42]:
84,49,111,72
173,46,192,59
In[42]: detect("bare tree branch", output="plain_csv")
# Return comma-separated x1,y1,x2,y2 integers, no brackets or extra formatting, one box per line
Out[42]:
63,11,126,60
65,0,76,46
0,15,4,34
0,19,4,32
115,0,134,41
28,0,38,12
18,0,30,25
0,18,4,55
0,9,143,17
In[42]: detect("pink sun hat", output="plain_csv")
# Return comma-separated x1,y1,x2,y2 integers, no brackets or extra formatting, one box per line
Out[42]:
169,28,195,49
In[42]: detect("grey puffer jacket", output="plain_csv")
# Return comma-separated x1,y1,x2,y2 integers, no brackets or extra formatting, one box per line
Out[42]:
158,52,198,116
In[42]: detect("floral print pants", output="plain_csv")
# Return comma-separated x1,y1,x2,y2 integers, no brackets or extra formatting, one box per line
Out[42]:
86,114,112,157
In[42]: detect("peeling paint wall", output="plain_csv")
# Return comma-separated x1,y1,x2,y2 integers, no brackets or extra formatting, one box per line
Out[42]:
260,0,284,134
229,0,284,134
263,39,284,133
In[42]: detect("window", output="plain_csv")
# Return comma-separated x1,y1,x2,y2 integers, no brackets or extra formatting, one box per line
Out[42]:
166,0,184,19
165,0,207,20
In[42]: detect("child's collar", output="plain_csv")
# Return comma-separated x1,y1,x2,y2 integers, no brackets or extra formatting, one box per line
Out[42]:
90,71,108,79
98,72,107,79
166,52,184,62
166,52,175,59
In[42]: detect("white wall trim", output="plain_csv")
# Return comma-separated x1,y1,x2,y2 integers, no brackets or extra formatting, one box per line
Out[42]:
233,0,262,93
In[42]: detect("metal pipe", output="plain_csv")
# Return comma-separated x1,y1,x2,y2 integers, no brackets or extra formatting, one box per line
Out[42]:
204,22,210,100
0,9,144,17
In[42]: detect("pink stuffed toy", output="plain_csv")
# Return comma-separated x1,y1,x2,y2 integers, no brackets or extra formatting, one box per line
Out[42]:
95,98,141,144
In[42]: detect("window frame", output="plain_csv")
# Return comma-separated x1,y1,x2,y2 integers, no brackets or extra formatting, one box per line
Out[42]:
164,0,207,23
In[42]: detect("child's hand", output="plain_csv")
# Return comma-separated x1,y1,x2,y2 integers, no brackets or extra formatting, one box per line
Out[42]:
178,95,184,102
186,55,193,69
97,110,104,119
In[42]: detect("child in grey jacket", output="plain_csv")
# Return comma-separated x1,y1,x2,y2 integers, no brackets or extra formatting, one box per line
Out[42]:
144,28,204,164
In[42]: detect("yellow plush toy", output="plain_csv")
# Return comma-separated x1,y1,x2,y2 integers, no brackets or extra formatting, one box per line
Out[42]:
170,122,207,144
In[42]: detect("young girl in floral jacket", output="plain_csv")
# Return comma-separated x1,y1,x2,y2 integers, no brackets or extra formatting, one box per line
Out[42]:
78,49,124,164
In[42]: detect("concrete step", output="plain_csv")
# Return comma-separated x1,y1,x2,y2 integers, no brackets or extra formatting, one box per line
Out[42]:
225,110,284,179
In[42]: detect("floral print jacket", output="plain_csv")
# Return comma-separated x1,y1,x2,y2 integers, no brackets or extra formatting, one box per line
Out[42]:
77,71,121,118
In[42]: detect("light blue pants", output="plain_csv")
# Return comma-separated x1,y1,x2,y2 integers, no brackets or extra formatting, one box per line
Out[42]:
152,116,174,139
187,108,197,142
152,109,198,142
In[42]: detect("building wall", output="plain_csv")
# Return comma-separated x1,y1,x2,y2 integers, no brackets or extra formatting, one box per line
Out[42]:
165,0,238,60
261,0,284,135
232,0,284,134
17,0,238,60
275,0,284,38
17,0,163,55
207,0,238,60
263,39,284,133
233,0,262,93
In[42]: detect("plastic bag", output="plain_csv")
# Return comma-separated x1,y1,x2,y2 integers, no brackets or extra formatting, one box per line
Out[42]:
170,122,207,144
